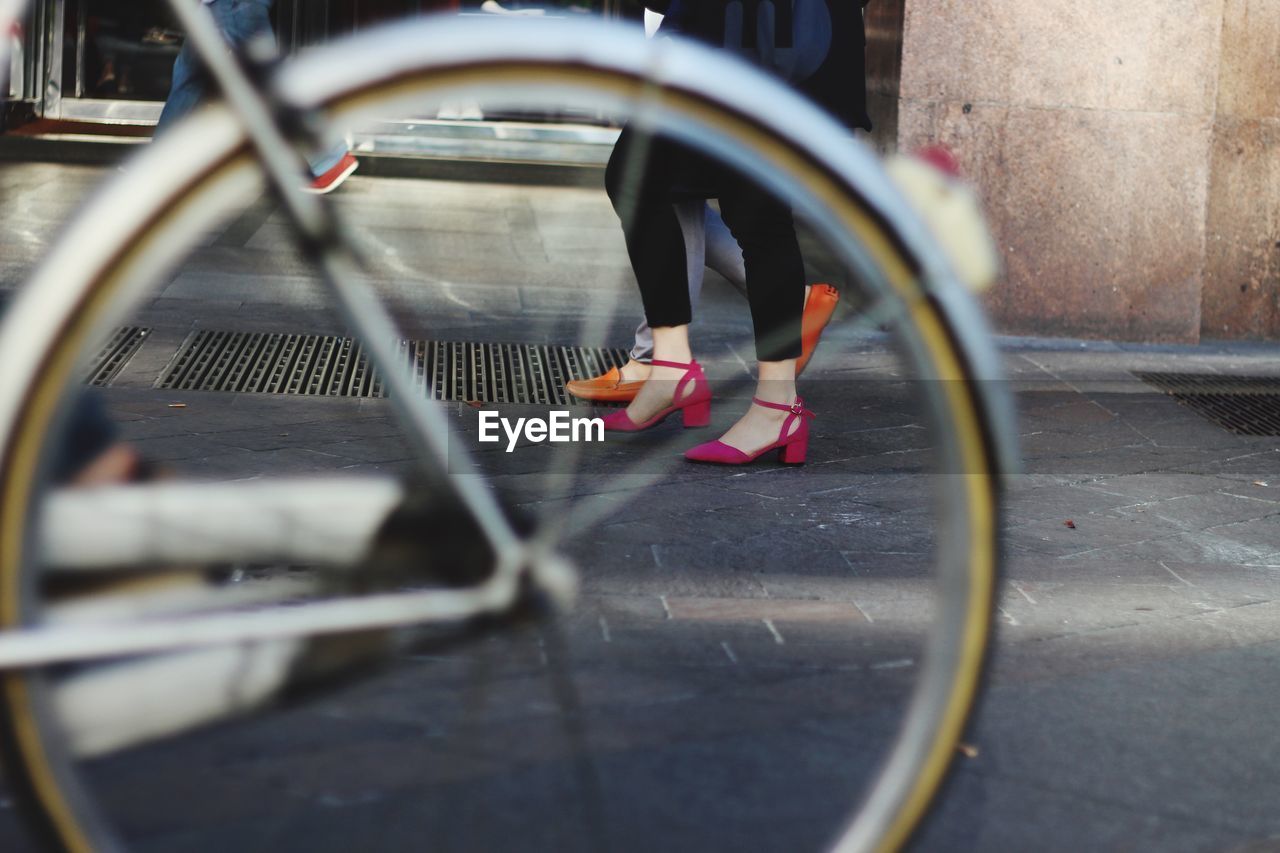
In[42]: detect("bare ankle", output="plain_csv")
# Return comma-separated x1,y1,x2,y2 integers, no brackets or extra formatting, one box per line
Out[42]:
754,383,797,406
620,359,651,381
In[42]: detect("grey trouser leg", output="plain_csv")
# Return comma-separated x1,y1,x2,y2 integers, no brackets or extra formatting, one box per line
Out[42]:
703,203,747,296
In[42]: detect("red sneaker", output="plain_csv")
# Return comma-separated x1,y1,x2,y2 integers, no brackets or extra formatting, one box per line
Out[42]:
307,152,359,194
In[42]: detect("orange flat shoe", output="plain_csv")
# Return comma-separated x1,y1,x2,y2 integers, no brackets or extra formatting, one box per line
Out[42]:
566,365,647,402
797,283,839,376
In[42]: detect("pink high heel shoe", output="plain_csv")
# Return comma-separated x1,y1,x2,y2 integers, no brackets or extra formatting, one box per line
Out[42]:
601,359,711,432
684,396,815,465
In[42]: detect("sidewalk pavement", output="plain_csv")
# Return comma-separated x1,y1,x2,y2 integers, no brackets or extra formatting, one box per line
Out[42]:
2,160,1280,851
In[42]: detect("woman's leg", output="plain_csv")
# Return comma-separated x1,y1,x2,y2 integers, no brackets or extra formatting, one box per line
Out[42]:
605,130,704,420
712,182,807,452
155,35,208,133
627,205,749,371
156,0,275,135
625,325,701,422
717,183,805,364
627,198,708,370
714,361,805,452
605,130,694,332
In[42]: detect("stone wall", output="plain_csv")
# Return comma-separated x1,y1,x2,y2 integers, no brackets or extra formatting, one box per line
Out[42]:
1202,0,1280,339
868,0,1280,343
864,0,904,153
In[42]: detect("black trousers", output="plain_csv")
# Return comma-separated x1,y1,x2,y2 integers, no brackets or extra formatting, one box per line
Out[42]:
605,128,805,363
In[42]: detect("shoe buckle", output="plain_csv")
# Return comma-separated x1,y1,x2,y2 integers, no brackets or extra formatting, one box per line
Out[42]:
789,400,805,415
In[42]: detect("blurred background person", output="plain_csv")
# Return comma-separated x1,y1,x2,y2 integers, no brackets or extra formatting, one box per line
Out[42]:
156,0,358,193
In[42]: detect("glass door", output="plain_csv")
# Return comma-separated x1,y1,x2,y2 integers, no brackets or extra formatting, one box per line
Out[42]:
24,0,640,168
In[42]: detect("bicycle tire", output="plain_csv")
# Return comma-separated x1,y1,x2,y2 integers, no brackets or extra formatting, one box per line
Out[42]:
0,16,1014,853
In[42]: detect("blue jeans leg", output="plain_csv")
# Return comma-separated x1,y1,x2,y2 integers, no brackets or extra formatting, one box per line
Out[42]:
155,38,205,133
156,0,344,177
308,143,348,178
155,0,275,135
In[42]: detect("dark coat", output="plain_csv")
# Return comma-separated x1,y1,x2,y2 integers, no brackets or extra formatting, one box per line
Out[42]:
645,1,871,130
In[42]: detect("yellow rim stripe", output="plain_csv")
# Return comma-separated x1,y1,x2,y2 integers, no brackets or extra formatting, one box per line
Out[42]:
0,150,255,852
877,305,996,853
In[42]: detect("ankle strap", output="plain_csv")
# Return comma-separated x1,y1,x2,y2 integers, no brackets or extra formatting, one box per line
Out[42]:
650,358,698,370
752,396,810,417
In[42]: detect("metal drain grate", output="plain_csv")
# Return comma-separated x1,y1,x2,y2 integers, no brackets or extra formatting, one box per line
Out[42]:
157,330,630,405
86,327,150,386
1136,372,1280,436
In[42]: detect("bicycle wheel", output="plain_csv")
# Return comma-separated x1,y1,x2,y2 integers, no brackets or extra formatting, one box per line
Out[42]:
0,15,1014,853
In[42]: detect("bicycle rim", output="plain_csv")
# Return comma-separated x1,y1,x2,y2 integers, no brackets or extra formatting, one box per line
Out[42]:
0,16,1010,853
